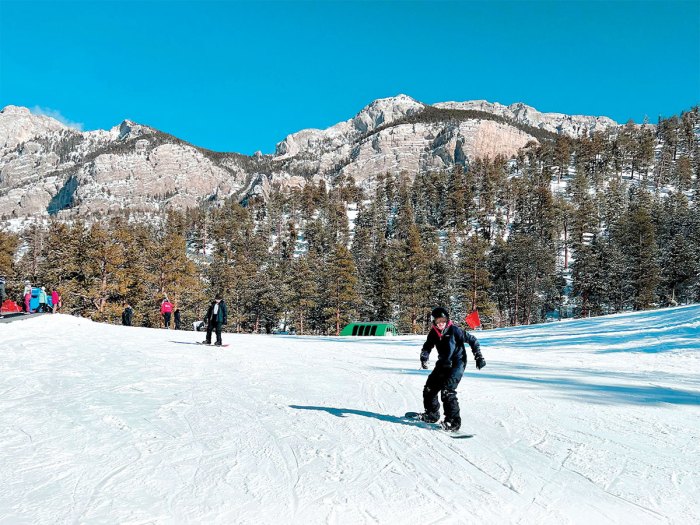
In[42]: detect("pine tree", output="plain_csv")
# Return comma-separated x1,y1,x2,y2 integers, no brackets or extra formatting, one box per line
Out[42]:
19,223,44,283
368,235,394,323
351,203,375,320
597,237,630,313
82,223,127,321
393,223,430,333
37,221,70,288
456,234,494,325
675,156,693,191
636,121,655,181
571,243,601,316
446,165,468,231
322,243,359,335
620,188,660,310
423,227,451,332
0,230,19,294
660,234,696,305
46,220,90,316
488,237,511,327
154,226,198,301
656,191,696,305
569,169,599,253
553,135,572,183
250,259,282,333
290,254,318,334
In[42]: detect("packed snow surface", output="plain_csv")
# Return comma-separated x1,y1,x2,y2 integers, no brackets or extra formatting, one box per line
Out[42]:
1,306,699,524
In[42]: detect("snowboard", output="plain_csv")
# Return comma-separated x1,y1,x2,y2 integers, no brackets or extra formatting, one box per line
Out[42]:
197,342,230,347
404,412,474,439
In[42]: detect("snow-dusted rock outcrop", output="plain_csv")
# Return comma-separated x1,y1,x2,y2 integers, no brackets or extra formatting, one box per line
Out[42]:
0,106,68,149
0,95,620,221
434,100,618,137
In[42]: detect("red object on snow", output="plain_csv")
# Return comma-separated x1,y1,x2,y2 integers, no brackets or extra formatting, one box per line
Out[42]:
1,299,22,313
464,310,481,329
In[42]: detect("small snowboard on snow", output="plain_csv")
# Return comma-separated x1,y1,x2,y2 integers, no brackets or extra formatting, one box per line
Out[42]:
197,342,230,347
404,412,474,439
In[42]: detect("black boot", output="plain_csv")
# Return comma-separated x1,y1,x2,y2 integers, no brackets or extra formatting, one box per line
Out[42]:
418,412,440,423
441,418,461,432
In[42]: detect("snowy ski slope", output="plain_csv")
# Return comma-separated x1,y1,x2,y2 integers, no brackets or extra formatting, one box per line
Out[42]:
1,305,699,524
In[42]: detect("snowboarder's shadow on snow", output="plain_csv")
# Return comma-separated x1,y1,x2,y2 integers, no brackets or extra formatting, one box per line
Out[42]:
289,405,427,428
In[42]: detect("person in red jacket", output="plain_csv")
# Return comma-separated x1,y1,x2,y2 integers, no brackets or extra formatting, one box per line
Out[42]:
160,297,173,328
51,288,61,313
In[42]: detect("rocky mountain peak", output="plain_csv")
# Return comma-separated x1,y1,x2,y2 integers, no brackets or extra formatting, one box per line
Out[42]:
350,94,425,133
0,105,68,149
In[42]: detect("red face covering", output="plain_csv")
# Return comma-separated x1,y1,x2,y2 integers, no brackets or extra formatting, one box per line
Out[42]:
432,319,452,339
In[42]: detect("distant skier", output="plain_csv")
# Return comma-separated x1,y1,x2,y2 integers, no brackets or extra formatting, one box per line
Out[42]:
417,307,486,432
173,304,181,330
23,281,31,313
51,288,61,313
202,293,227,346
160,297,173,329
38,286,48,312
122,302,134,326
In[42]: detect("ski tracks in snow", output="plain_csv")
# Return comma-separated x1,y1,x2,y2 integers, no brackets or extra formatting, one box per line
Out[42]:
2,313,699,524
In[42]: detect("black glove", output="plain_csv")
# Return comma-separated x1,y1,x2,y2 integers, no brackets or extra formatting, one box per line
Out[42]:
420,360,429,369
475,356,486,370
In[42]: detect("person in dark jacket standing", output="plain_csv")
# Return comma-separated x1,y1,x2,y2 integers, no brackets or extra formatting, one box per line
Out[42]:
122,302,134,326
418,307,485,432
202,293,227,346
173,304,181,330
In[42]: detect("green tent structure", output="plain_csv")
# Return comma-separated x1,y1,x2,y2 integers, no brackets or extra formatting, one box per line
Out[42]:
339,322,398,337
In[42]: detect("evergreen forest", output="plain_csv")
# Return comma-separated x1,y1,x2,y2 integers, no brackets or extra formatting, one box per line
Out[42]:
1,108,698,334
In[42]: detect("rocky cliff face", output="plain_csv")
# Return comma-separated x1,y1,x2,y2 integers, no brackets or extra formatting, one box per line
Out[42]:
0,96,620,221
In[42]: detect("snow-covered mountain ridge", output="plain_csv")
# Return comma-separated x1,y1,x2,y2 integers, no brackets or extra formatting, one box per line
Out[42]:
1,304,698,523
0,96,620,221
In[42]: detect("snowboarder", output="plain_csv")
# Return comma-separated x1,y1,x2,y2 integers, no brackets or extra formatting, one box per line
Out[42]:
160,297,173,328
417,307,486,432
202,293,227,346
122,302,134,326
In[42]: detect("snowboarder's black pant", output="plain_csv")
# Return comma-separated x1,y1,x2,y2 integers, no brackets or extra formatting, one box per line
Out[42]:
206,321,223,345
423,363,465,426
163,312,171,328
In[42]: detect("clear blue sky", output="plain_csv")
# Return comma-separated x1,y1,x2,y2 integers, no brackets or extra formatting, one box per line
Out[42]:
1,0,698,154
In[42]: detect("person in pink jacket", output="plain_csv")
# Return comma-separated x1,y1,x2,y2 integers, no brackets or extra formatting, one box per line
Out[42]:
23,281,31,313
51,289,61,313
160,297,173,328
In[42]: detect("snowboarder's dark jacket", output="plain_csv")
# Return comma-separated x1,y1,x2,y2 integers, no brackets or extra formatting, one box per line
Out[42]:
420,321,481,369
205,300,227,325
